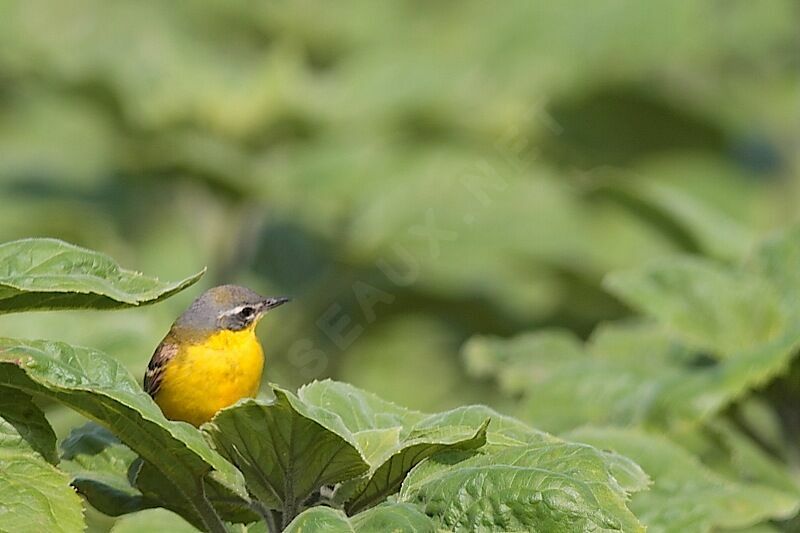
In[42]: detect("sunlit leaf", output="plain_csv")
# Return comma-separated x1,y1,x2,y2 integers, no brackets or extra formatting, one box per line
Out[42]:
0,418,85,533
110,508,199,533
569,427,800,533
343,420,488,514
605,256,786,356
466,328,680,433
298,380,426,436
297,380,490,514
746,224,800,317
284,503,435,533
399,441,646,532
0,238,204,313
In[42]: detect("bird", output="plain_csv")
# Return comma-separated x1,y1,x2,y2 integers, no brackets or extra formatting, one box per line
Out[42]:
143,285,290,426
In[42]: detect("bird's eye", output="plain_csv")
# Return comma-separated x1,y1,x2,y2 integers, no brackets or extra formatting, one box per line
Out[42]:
238,306,255,319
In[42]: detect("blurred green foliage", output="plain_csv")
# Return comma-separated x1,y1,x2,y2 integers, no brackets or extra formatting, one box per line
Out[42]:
0,1,798,529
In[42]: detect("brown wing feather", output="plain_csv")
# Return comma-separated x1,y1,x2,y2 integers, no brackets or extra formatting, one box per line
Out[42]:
143,340,178,398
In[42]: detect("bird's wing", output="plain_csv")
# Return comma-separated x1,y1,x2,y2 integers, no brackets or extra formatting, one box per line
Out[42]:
143,340,179,398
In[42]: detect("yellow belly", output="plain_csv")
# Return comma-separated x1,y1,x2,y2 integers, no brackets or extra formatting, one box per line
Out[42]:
154,329,264,427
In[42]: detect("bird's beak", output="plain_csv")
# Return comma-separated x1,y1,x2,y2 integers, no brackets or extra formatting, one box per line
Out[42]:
259,296,291,314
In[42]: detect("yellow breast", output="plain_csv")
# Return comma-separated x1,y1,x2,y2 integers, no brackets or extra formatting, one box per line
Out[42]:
154,328,264,427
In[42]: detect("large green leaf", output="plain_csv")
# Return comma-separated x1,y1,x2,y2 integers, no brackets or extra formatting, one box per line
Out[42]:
110,508,200,533
284,503,435,532
466,319,800,434
0,418,85,533
0,238,203,313
341,419,489,514
203,390,369,527
409,405,547,443
0,338,248,532
409,404,650,496
59,423,155,517
605,256,786,356
569,427,800,533
297,380,426,436
130,459,258,529
399,441,645,532
297,380,493,514
0,386,57,463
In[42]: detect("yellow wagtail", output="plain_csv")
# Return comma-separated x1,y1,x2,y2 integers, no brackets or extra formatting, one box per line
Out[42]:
144,285,289,426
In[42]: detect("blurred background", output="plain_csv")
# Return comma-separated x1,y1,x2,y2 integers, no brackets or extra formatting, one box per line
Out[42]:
0,0,798,451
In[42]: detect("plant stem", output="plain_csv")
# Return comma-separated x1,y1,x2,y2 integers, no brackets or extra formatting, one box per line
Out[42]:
282,418,298,529
248,501,281,533
196,480,229,533
266,510,281,533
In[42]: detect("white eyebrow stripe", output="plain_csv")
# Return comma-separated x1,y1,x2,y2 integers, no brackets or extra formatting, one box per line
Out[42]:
218,304,251,318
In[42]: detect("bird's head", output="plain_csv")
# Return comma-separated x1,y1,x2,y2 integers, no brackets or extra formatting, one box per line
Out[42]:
175,285,290,334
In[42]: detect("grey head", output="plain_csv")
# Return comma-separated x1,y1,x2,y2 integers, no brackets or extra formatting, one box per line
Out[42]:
174,285,290,334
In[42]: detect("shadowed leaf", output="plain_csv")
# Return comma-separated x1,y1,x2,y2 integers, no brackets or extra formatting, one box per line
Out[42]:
0,386,57,463
59,423,155,517
203,389,369,524
0,338,249,531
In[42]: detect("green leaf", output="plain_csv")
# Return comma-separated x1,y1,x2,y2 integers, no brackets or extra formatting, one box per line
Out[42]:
746,224,800,317
700,419,800,497
0,418,85,533
297,381,491,514
568,427,800,533
131,459,258,528
0,386,57,463
587,319,693,364
59,423,154,517
110,508,200,533
467,328,681,433
599,179,754,261
0,238,203,313
469,319,800,434
463,329,584,395
730,397,790,460
654,328,800,430
399,441,645,532
729,525,782,533
402,404,555,449
389,404,651,498
203,390,369,524
284,503,435,532
0,338,248,532
342,419,489,514
298,379,426,436
604,256,786,356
